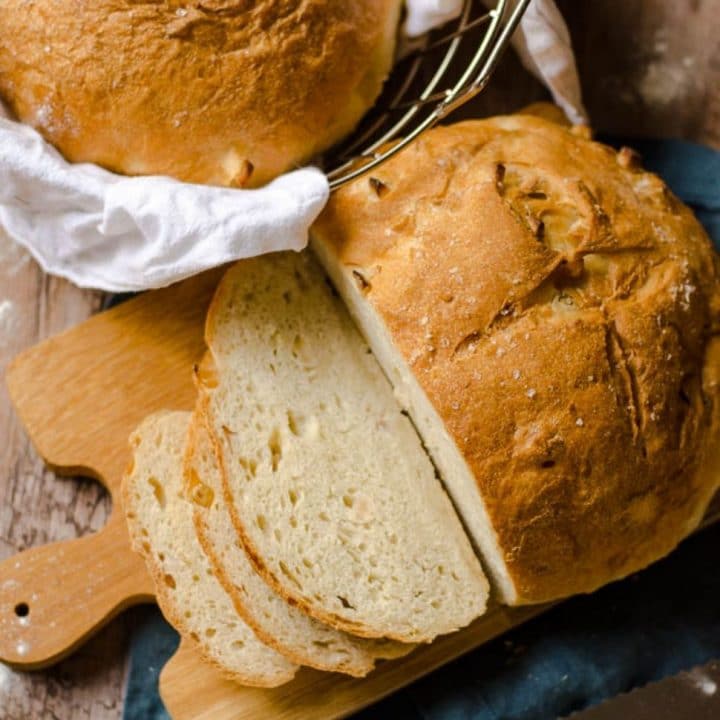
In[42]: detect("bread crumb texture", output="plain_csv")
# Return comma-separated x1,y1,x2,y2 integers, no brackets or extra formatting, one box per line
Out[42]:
185,405,415,676
200,252,489,642
315,114,720,603
122,411,298,687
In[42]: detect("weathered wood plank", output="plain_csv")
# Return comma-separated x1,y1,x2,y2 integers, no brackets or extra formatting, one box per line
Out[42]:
0,229,127,720
558,0,720,148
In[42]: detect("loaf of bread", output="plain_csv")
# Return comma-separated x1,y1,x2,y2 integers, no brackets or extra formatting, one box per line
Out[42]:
0,1,400,187
122,411,298,687
198,251,489,643
312,114,720,605
185,401,413,677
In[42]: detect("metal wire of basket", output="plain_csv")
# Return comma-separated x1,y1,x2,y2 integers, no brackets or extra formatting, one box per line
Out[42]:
325,0,531,190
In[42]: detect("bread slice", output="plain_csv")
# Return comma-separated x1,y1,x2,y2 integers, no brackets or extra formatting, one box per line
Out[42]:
185,405,413,676
199,252,489,643
122,410,298,688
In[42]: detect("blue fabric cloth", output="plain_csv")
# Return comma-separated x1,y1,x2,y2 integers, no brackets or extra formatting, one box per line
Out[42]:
124,607,179,720
122,138,720,720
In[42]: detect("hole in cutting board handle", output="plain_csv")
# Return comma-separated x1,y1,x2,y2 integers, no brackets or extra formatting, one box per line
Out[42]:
14,602,29,618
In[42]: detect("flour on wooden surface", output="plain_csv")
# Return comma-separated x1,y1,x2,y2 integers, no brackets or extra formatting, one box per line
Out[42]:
0,228,29,348
0,300,17,348
0,227,30,277
637,28,699,107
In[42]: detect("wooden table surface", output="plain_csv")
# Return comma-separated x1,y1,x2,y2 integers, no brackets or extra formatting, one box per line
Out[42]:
1,3,718,719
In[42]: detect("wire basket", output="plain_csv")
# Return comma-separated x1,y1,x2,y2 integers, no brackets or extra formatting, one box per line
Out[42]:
325,0,531,190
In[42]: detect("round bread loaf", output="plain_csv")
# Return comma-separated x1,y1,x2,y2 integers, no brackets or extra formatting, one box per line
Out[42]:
0,0,400,187
312,114,720,604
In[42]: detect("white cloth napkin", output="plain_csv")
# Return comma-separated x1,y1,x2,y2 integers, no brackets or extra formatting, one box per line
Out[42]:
0,0,585,292
0,118,328,292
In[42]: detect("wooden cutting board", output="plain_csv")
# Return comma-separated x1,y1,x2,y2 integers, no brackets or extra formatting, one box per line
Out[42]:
2,269,718,719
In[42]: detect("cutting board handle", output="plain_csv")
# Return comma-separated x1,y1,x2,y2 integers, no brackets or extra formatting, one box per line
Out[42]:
0,511,154,669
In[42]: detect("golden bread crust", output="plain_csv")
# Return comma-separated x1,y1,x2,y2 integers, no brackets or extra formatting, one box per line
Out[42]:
314,115,720,603
0,0,400,186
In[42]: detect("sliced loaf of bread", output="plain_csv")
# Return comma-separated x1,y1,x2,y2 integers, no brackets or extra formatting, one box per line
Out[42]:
311,115,720,605
122,410,298,688
185,405,412,676
199,252,489,643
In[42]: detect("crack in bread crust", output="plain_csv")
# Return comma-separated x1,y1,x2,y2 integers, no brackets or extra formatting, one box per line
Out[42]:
604,320,645,448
